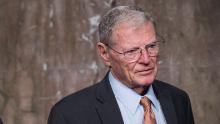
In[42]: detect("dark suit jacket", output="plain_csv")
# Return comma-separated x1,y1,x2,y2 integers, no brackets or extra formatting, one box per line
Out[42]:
48,74,194,124
0,118,3,124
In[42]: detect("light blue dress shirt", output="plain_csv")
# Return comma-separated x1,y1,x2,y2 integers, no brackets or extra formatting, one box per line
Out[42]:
109,72,167,124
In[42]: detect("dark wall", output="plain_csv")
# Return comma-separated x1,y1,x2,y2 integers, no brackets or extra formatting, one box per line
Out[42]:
0,0,219,124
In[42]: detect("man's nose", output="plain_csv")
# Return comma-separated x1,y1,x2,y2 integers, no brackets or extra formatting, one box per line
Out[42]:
138,49,150,64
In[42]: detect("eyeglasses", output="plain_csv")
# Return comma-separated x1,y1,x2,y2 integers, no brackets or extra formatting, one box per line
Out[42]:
105,41,161,62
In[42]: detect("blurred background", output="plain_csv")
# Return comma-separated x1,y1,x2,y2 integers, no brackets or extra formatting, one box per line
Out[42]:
0,0,219,124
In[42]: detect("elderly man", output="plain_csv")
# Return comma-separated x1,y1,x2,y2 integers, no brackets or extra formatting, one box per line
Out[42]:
48,6,194,124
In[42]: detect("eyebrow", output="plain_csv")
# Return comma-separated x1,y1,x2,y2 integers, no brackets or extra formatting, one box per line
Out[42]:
125,41,157,50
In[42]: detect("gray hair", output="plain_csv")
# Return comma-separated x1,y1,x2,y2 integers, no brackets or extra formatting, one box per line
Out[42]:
98,6,155,45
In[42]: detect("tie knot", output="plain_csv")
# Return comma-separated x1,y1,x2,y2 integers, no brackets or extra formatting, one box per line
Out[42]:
140,96,151,112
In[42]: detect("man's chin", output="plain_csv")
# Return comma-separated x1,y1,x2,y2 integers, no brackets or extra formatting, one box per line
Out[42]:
134,70,157,85
133,78,154,86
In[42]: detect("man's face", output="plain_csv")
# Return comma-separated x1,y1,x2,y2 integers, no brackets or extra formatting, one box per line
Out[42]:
108,22,158,91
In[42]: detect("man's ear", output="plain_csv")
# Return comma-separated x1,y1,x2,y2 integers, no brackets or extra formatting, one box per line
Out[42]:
97,42,111,67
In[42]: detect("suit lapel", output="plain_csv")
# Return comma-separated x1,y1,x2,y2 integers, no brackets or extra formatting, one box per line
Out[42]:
95,74,124,124
153,81,178,124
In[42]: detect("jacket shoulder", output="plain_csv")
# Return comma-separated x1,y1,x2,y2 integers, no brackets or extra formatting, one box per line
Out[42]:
153,80,189,98
48,82,105,123
153,80,195,124
54,82,102,109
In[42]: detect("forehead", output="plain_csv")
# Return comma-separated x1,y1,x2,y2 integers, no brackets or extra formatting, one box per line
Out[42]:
111,21,156,48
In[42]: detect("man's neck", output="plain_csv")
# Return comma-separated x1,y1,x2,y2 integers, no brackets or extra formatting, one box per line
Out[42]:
131,85,150,95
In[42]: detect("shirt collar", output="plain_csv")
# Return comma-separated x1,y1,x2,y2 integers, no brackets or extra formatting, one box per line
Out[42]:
145,85,160,111
109,72,141,114
109,72,160,113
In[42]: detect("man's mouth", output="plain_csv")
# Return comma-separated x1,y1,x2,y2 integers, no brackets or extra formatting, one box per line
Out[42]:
135,68,154,75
